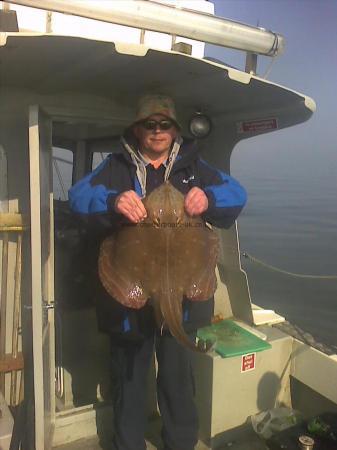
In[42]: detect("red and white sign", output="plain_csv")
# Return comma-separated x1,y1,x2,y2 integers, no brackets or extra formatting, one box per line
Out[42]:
241,353,256,373
237,118,278,134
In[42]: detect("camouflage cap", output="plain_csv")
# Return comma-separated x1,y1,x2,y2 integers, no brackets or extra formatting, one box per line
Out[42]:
134,94,180,128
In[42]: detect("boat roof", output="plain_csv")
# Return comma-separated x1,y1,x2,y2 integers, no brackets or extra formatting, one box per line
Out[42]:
0,33,315,137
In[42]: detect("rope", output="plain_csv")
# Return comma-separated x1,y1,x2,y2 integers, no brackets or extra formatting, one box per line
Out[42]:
262,55,277,79
53,158,67,200
242,252,337,280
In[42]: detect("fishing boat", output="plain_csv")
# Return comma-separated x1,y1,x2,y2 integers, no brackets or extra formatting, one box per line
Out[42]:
0,1,336,449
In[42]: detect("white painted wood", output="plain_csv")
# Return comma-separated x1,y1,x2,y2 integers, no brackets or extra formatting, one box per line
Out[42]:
29,105,55,450
291,339,337,404
0,391,13,450
252,307,285,325
53,405,105,447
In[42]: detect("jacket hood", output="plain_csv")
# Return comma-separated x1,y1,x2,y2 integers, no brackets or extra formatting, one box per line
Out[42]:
119,127,200,172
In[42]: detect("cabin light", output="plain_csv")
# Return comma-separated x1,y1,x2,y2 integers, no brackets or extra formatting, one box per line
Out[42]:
189,112,212,139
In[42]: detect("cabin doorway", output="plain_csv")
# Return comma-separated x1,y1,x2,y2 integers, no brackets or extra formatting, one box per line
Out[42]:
29,107,123,449
53,144,112,413
52,126,118,414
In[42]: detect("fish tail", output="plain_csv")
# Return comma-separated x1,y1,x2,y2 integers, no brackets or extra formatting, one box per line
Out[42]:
158,285,204,353
156,233,205,352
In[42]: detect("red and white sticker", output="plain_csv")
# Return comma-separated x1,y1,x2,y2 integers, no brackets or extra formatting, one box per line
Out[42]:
241,353,256,373
237,118,278,134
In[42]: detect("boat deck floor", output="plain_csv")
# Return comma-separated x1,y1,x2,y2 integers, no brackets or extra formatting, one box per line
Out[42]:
53,409,268,450
53,431,268,450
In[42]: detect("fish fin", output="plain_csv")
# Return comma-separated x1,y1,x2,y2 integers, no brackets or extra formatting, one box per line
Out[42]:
186,230,219,301
98,235,148,309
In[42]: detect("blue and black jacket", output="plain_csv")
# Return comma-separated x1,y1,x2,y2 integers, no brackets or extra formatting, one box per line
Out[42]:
68,135,247,338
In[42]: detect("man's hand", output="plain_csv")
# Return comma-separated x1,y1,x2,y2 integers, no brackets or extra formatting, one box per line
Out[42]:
184,187,208,217
115,190,147,223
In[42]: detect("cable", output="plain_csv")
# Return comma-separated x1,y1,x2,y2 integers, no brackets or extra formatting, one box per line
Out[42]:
242,252,337,280
53,158,67,200
262,55,277,79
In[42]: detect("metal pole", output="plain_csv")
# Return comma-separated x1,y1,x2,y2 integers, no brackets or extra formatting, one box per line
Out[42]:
0,232,9,392
5,0,284,56
245,52,258,75
10,233,22,406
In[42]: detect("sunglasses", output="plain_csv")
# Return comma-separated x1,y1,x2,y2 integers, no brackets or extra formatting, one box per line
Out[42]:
140,119,175,131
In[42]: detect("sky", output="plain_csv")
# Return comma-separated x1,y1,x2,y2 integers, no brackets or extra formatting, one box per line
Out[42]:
205,0,337,180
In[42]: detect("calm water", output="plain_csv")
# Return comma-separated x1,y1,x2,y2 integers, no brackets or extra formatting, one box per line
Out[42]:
232,140,337,349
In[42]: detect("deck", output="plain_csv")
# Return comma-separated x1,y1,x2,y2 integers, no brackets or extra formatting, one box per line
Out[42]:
53,420,268,450
54,434,268,450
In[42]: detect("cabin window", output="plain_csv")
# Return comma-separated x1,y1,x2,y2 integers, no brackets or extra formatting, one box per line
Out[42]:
53,147,74,201
92,152,110,170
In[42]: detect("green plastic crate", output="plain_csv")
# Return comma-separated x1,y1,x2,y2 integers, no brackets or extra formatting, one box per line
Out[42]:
197,319,272,358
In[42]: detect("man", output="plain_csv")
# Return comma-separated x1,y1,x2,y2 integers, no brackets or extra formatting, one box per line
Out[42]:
69,95,247,450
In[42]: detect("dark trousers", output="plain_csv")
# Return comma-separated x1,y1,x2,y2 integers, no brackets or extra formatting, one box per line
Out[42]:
108,298,214,450
110,330,198,450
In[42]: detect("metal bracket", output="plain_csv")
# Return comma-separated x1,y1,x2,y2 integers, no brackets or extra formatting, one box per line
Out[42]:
43,301,55,310
23,301,55,311
245,51,258,75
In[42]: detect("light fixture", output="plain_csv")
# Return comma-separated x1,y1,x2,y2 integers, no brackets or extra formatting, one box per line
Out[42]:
189,112,212,139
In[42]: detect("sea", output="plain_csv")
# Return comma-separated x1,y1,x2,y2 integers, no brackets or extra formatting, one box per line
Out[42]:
231,135,337,350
